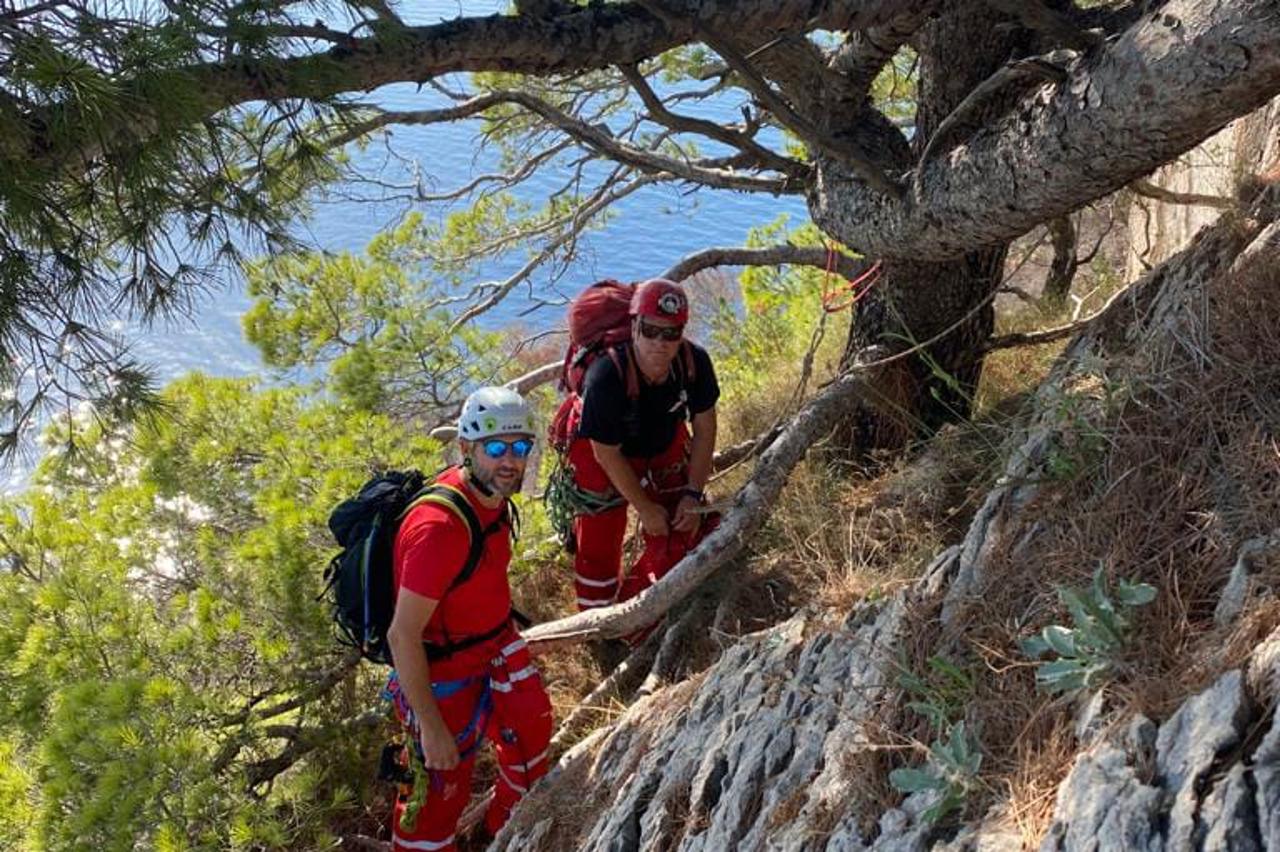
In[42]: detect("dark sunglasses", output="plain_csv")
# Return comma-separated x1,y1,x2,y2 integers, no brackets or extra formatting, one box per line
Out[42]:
481,438,534,460
637,320,684,342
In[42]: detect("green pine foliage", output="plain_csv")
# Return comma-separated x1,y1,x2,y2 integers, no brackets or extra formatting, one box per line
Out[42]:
0,373,443,849
242,212,509,415
0,0,384,453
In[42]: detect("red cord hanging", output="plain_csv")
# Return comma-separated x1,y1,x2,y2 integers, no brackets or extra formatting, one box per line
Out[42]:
820,248,882,313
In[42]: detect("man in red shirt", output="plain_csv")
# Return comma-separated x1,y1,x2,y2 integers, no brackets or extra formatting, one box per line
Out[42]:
383,387,551,851
565,279,720,621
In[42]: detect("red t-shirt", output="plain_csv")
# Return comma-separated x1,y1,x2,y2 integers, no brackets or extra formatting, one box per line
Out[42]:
392,468,514,651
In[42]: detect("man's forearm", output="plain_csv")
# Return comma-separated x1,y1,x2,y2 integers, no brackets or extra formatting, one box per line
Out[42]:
591,441,651,507
388,631,444,730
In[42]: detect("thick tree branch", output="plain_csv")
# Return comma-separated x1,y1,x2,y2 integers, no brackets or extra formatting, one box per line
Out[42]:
732,32,842,118
915,51,1073,182
675,14,904,198
981,0,1104,50
812,0,1280,261
20,0,918,171
662,244,869,282
828,5,938,99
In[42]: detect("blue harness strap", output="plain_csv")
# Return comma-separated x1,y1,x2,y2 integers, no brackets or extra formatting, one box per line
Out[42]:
448,679,493,760
384,670,494,763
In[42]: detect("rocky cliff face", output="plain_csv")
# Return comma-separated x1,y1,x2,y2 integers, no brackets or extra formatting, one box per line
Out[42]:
492,170,1280,850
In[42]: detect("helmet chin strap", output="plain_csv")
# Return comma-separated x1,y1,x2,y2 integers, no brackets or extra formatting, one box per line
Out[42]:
461,456,497,498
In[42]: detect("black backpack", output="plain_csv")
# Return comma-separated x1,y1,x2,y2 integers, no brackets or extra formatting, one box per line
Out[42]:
323,468,519,665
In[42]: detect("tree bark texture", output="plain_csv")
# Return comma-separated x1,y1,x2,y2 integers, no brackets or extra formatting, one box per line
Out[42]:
836,2,1022,454
810,0,1280,262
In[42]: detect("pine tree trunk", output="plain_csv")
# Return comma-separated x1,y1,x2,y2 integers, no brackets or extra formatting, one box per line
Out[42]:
837,3,1027,455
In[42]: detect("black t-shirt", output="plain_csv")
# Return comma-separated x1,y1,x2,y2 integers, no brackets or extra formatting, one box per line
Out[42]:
577,342,719,458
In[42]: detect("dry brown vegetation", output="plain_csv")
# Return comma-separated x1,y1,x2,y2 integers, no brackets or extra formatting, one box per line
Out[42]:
878,211,1280,845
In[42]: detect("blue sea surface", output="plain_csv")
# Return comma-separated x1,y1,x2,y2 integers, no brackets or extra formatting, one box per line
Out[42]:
5,2,809,492
129,1,809,385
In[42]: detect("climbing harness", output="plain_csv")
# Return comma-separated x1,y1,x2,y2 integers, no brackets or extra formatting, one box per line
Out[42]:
382,669,495,831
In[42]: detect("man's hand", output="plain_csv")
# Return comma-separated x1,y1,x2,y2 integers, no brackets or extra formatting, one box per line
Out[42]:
635,499,670,537
419,716,460,770
672,495,703,534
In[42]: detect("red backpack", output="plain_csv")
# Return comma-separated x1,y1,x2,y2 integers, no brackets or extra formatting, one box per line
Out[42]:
549,279,695,450
562,279,636,395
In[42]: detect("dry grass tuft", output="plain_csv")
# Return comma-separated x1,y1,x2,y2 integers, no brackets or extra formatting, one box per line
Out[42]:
997,717,1078,848
745,420,1003,617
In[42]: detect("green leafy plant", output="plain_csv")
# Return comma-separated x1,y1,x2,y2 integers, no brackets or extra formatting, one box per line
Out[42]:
1019,568,1157,694
889,721,983,824
897,655,974,733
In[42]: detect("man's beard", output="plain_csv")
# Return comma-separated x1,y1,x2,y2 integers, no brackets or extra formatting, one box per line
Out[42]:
473,466,522,497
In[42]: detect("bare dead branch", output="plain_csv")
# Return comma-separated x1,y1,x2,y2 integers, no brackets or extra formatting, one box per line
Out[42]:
981,277,1142,354
1129,178,1236,210
522,347,890,648
662,244,869,282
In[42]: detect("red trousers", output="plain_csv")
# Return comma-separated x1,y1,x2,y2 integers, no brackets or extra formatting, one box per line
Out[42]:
566,420,714,616
385,629,553,851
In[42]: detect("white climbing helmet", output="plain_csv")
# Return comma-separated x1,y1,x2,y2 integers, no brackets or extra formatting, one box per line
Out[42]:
457,386,534,441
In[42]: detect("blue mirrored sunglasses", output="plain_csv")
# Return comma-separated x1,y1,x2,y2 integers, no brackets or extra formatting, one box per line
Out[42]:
482,438,534,460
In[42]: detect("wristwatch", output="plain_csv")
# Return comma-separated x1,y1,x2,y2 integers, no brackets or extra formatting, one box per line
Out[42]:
681,487,707,504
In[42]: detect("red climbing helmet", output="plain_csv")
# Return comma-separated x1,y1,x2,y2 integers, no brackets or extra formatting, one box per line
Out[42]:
629,278,689,325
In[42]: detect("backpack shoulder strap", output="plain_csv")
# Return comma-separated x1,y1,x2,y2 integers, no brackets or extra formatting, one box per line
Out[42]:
404,484,518,592
679,340,696,386
402,484,486,592
610,343,641,401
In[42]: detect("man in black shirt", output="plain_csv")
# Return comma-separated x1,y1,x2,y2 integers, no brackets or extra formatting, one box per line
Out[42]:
564,279,720,617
